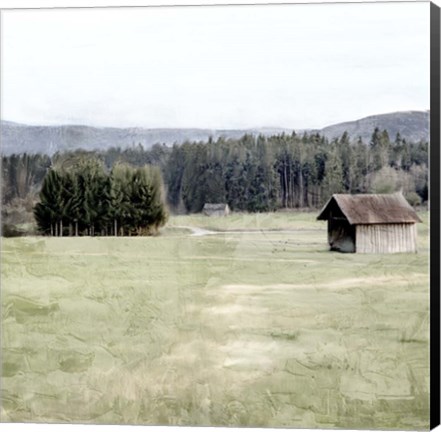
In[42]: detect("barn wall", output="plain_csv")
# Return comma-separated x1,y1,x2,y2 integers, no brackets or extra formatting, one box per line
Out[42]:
203,209,227,217
212,210,224,217
203,205,230,217
356,223,417,253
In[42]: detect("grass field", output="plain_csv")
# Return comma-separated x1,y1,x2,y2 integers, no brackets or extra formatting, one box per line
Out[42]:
1,212,430,429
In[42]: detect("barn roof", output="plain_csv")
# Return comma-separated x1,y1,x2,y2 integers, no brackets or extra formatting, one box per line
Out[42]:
317,193,422,225
203,203,229,211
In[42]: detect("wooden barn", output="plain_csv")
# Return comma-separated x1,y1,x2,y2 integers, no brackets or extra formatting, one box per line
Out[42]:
202,203,230,217
317,193,422,253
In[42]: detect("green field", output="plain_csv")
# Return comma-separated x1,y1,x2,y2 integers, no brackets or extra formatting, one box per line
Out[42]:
1,212,430,429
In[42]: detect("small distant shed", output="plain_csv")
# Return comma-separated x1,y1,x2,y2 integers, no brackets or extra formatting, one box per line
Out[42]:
317,193,422,253
203,203,230,217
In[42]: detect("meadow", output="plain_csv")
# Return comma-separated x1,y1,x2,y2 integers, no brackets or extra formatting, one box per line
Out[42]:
1,212,430,429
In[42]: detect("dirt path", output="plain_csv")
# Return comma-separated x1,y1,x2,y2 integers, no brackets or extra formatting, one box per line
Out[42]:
172,226,219,236
171,226,320,237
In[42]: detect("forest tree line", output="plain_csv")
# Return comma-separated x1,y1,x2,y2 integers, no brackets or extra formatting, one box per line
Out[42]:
1,127,428,234
165,128,428,212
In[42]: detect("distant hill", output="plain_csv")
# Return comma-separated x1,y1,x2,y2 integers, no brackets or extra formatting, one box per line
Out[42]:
0,110,429,155
318,110,429,143
0,122,293,156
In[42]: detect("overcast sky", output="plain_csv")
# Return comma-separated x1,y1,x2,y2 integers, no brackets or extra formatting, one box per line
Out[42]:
1,2,430,129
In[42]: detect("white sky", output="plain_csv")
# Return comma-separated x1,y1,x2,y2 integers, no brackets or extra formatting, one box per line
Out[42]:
1,1,431,129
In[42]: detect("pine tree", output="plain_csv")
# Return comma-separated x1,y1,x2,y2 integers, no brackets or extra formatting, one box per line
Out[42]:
322,144,345,202
370,128,390,171
338,131,352,192
33,169,64,235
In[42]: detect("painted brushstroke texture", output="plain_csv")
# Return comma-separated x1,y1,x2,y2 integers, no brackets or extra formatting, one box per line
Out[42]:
1,212,429,429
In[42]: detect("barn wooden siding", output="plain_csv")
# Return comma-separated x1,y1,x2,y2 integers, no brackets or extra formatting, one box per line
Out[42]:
202,204,230,217
356,223,417,254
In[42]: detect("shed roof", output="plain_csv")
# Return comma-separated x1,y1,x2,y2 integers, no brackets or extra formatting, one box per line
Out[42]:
317,193,422,225
203,203,229,211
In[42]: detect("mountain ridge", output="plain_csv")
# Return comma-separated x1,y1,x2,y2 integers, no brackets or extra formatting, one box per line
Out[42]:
0,110,429,156
317,110,429,144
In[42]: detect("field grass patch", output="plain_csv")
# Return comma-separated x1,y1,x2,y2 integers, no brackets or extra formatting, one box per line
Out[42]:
1,211,429,428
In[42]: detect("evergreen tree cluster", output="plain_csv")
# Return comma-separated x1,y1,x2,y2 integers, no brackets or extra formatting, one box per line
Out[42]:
33,160,167,236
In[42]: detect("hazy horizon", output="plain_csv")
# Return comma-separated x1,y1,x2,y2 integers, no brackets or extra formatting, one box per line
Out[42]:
2,2,430,130
1,109,430,131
